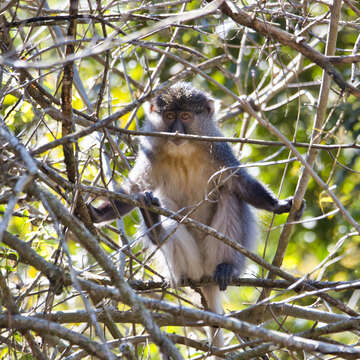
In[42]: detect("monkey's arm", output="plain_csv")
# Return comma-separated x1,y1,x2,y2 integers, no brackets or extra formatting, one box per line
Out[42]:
213,142,304,219
234,169,288,212
136,192,163,244
87,197,135,223
233,170,305,219
88,150,155,223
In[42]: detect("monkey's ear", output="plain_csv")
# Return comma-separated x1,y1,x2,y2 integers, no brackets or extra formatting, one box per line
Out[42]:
207,98,220,116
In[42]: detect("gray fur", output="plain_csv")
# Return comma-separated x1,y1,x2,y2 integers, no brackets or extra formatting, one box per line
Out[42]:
130,83,258,351
153,82,214,114
134,84,257,289
90,83,301,352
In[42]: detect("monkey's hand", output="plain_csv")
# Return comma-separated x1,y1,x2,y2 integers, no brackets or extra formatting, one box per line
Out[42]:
137,192,162,244
86,201,117,223
214,263,234,291
274,197,306,221
86,198,135,223
86,203,101,223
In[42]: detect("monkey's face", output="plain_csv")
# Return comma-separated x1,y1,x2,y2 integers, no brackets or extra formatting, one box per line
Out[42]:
146,108,189,147
144,83,218,151
148,106,212,145
163,110,193,136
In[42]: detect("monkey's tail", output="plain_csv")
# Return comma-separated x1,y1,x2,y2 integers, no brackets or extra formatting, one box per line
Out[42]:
201,285,224,350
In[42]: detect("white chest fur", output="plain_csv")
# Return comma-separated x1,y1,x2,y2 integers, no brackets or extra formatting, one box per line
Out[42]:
151,141,217,224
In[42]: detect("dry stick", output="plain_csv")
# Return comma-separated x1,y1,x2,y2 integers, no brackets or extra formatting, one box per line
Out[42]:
238,302,351,325
0,0,224,69
136,40,360,237
257,0,346,308
28,184,183,360
60,0,94,232
0,173,33,243
328,54,360,64
38,188,115,358
0,122,37,242
0,272,46,360
0,314,113,360
31,301,352,327
31,125,360,157
64,334,221,360
46,178,358,295
5,226,360,357
2,277,359,359
298,315,360,339
56,1,115,350
1,55,114,360
74,183,359,318
3,6,360,348
29,55,226,157
231,314,360,359
1,2,358,358
1,100,179,358
103,7,143,344
94,1,133,341
207,0,360,99
6,83,358,317
5,224,360,321
74,281,360,359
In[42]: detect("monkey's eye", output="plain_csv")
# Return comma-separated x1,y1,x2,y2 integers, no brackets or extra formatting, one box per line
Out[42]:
179,112,193,122
164,112,176,123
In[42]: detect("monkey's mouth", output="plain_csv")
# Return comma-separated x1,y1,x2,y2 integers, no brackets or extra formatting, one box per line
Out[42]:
170,138,185,146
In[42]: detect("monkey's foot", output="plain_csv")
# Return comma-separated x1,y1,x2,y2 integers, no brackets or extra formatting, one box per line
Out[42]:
137,191,162,243
137,191,161,225
214,263,234,291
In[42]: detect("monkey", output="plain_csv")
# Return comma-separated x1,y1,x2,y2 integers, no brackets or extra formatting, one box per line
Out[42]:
88,82,305,350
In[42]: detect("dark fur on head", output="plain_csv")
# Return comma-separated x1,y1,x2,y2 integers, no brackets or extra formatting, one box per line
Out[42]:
152,82,213,114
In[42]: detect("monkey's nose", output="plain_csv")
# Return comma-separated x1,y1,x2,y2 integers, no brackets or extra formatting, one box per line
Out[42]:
170,131,185,146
